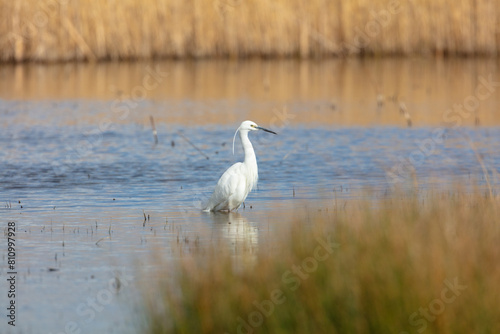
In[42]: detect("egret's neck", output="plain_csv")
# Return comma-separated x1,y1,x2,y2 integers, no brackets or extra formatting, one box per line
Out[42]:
239,130,256,166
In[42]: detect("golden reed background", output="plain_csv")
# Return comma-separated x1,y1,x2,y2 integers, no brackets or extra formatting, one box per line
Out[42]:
1,0,500,62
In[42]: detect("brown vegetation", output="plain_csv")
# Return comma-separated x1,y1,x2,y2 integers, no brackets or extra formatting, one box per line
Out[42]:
1,0,499,62
142,188,500,333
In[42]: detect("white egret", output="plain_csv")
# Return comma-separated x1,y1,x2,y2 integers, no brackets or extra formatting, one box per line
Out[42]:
202,120,277,212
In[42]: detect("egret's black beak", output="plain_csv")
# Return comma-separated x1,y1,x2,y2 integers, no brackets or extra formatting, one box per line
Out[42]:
257,126,277,135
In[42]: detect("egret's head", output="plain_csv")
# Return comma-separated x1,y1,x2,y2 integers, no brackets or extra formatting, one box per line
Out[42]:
238,120,277,134
233,120,277,154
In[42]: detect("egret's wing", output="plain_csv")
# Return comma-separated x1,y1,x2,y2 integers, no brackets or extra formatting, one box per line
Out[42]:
203,163,245,211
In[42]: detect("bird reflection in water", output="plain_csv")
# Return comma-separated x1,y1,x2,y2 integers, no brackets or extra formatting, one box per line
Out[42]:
208,212,259,268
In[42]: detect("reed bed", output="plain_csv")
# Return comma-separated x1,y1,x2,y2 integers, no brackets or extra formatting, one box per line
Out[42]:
142,188,500,333
1,0,500,62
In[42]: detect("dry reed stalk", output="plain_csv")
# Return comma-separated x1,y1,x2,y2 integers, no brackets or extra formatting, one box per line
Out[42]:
1,0,499,62
465,134,494,199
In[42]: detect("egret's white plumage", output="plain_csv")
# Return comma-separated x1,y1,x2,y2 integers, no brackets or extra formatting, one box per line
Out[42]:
202,120,276,212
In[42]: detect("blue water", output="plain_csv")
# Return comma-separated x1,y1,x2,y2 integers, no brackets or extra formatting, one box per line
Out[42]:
1,101,500,334
2,119,498,204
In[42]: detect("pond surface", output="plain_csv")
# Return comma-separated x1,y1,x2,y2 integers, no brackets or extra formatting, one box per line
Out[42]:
1,58,500,334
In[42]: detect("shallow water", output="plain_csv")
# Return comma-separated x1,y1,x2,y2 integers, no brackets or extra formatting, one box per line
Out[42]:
1,58,500,334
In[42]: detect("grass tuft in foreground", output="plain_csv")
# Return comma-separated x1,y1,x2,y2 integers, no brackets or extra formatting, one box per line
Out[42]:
143,190,500,334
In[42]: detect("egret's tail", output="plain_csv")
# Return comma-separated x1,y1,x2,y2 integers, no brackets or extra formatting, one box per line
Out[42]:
201,200,213,212
196,188,214,212
202,192,231,212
